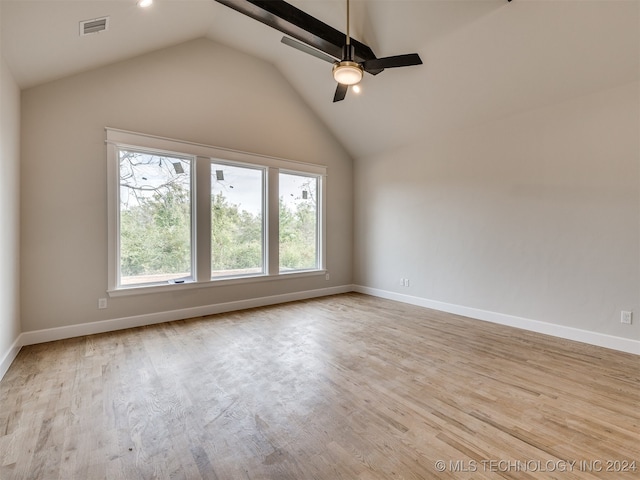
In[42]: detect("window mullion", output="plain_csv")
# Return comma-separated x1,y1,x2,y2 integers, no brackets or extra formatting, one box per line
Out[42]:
267,167,280,276
195,156,211,282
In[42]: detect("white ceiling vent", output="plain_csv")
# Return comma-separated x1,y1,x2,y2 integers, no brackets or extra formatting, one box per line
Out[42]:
79,16,110,36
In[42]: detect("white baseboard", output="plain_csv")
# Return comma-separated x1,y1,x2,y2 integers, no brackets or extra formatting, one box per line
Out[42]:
2,283,637,383
0,285,351,381
353,285,640,355
20,285,352,347
0,335,22,381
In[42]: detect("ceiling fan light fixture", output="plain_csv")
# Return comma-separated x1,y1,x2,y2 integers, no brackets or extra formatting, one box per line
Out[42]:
332,61,363,86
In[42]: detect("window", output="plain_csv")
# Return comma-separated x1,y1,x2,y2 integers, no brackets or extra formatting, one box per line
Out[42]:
211,162,264,278
279,172,319,272
118,149,193,286
106,128,326,295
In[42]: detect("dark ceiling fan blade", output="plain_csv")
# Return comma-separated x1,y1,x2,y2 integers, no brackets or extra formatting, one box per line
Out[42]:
214,0,378,63
281,37,338,64
333,83,348,103
362,53,423,73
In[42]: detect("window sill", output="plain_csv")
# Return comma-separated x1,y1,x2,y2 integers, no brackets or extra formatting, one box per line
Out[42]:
107,269,327,297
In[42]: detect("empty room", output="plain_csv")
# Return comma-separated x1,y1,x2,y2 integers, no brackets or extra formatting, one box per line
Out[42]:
0,0,638,478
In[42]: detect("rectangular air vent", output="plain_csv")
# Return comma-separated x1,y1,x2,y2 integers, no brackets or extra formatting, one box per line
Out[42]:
79,16,109,36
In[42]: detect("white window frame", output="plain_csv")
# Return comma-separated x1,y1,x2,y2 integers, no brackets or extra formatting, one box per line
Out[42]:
115,147,196,288
106,128,326,297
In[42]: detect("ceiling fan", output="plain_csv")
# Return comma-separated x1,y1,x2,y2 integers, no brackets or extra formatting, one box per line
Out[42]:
214,0,423,103
281,0,423,102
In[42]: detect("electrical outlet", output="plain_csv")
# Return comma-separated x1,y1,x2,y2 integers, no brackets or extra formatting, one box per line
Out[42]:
98,298,108,309
325,273,330,281
621,311,632,325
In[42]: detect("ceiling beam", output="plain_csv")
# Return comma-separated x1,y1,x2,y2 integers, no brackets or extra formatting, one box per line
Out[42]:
213,0,377,63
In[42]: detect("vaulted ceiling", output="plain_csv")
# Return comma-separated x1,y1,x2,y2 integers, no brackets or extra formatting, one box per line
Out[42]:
2,0,638,158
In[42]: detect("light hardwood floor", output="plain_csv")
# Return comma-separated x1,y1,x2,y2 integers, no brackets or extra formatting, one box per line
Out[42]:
0,293,638,479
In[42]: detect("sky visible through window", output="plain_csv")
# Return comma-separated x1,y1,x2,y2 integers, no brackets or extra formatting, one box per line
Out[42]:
211,162,262,214
119,151,191,210
210,164,314,215
119,151,313,216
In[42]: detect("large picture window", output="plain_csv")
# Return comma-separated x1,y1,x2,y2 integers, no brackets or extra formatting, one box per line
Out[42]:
106,128,326,295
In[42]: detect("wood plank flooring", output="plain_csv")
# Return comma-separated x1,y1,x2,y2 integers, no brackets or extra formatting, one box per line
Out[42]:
0,293,638,479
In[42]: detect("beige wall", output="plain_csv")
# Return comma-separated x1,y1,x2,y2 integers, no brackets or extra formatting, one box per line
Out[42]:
13,32,640,349
354,82,639,341
20,38,353,332
0,50,21,367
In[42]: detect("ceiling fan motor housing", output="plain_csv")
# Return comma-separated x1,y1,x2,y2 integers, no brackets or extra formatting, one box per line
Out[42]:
333,43,363,85
342,43,355,61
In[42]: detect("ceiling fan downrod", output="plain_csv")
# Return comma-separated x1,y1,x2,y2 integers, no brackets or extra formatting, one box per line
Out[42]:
333,0,363,87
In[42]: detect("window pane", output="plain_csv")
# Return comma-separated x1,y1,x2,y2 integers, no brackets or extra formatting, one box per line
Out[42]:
211,163,264,278
119,150,192,285
279,173,318,271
